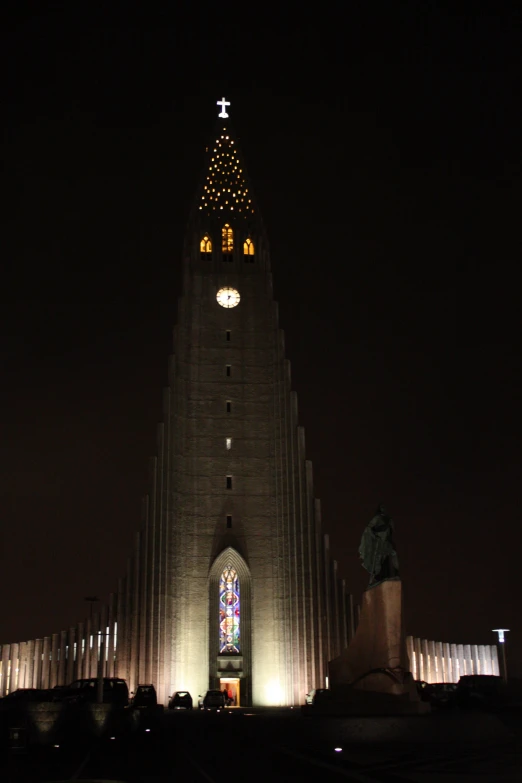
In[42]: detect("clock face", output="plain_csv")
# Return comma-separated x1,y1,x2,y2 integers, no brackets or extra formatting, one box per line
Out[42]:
216,287,240,308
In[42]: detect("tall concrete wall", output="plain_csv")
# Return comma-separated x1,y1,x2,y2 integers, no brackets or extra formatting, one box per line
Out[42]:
406,636,500,682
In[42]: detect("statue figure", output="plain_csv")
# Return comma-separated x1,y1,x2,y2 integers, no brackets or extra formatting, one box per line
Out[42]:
359,504,399,586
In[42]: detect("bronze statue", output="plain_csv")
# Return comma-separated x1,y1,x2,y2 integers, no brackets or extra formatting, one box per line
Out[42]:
359,504,399,586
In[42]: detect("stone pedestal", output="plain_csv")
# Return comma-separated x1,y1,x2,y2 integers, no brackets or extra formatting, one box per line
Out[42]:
326,579,427,714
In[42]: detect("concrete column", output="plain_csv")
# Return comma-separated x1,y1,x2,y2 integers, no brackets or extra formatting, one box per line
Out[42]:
456,643,465,680
33,639,43,688
413,637,422,680
18,642,28,688
463,644,472,676
484,644,493,675
91,613,100,678
100,604,108,677
50,633,59,688
58,631,67,685
331,561,340,659
139,496,149,685
491,645,500,676
479,644,486,675
115,579,125,678
41,636,51,689
421,639,429,682
435,641,443,682
67,627,75,684
130,535,141,693
449,643,458,682
26,640,35,688
76,623,84,680
10,643,20,693
83,618,91,678
1,644,10,697
405,636,414,674
314,499,325,686
428,640,437,682
108,593,116,677
339,580,348,651
443,642,452,682
471,644,480,675
322,534,331,664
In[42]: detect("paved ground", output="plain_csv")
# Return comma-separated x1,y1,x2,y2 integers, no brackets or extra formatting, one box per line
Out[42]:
2,707,522,782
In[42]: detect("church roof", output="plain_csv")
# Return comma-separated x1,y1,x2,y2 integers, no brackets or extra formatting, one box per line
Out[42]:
197,111,255,220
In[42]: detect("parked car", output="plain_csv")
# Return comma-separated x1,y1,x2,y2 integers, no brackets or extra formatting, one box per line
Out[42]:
168,691,193,710
0,688,55,705
201,690,226,710
60,678,129,706
421,682,457,708
305,688,329,706
455,675,508,710
132,684,157,709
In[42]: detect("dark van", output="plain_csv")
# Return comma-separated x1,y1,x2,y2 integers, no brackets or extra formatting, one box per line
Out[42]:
61,678,129,706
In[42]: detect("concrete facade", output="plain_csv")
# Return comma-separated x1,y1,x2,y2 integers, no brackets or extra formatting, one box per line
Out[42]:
406,636,500,682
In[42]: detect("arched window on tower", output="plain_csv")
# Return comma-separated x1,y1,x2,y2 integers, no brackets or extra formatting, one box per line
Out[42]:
219,566,240,653
200,235,212,260
243,237,255,262
222,224,234,261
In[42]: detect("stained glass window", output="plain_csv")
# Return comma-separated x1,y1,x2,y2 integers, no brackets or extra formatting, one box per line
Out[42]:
219,566,240,653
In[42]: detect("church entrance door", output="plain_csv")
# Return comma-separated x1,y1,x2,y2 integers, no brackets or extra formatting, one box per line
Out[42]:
219,677,240,707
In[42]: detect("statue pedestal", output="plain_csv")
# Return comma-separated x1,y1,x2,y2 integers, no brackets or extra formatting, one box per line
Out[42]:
326,579,428,714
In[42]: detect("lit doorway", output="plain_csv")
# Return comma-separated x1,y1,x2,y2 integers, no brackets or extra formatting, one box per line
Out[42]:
220,677,240,707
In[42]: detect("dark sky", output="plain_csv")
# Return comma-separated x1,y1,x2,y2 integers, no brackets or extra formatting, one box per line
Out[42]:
2,3,521,676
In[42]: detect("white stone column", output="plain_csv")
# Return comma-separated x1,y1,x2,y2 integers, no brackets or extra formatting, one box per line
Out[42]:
405,636,414,674
58,631,67,685
91,613,100,678
414,637,422,680
457,644,465,679
450,643,458,682
50,633,59,688
33,639,43,688
41,637,51,689
471,644,480,675
1,644,10,697
108,593,116,678
10,643,19,693
18,642,27,688
421,639,429,682
67,627,75,684
443,642,452,682
484,644,493,675
428,640,436,682
83,618,91,678
435,641,443,682
491,645,500,676
463,644,472,676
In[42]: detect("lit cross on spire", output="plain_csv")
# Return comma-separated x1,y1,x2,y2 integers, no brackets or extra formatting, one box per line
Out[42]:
217,97,230,118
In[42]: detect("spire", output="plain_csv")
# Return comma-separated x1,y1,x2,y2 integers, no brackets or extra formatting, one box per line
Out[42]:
196,98,256,221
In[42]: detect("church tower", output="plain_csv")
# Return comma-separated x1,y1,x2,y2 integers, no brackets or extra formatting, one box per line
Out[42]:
0,100,354,706
120,99,331,706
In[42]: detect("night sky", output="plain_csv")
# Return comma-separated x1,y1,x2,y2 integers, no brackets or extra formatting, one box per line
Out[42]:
2,4,521,676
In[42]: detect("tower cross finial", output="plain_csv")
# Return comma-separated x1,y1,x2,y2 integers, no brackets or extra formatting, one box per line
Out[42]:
217,97,230,118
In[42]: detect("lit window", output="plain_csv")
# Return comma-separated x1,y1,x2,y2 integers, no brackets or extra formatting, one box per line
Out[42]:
200,235,212,255
226,475,232,489
222,223,234,253
219,566,240,653
226,438,232,450
243,238,255,260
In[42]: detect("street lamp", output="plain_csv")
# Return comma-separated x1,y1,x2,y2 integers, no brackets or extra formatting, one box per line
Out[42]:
492,628,510,681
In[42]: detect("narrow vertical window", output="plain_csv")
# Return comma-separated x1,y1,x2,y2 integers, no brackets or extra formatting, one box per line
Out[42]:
226,364,231,377
200,235,212,260
226,330,231,341
226,401,231,413
226,515,232,529
226,475,232,489
226,437,232,450
243,237,255,261
219,566,240,653
222,224,234,260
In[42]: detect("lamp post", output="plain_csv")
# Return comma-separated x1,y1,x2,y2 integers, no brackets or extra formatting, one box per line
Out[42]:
492,628,510,681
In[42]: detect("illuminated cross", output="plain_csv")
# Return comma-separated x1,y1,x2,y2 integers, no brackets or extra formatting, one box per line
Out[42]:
217,97,230,118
